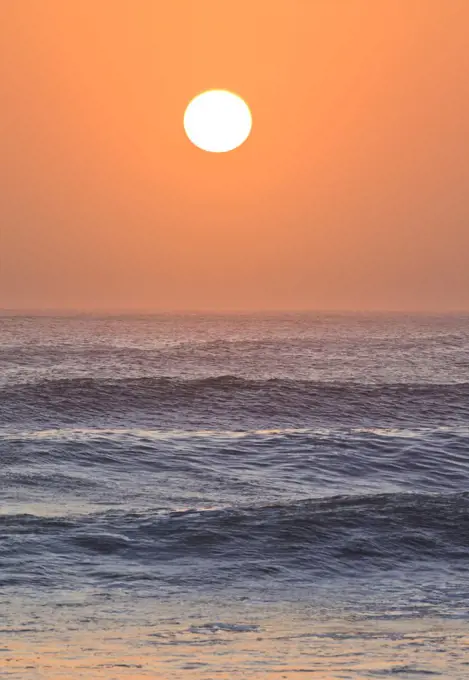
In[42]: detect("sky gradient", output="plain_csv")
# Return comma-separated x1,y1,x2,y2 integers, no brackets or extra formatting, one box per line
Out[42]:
2,0,469,311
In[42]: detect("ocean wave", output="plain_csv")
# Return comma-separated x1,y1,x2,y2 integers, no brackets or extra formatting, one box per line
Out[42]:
2,376,469,428
1,493,468,587
2,422,469,498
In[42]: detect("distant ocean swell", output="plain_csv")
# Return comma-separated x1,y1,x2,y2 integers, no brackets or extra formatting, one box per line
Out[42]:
2,376,469,426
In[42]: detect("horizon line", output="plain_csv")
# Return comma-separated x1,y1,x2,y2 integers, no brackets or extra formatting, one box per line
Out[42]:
1,307,469,316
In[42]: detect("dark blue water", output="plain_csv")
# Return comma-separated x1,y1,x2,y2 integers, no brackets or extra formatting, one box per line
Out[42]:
1,314,469,678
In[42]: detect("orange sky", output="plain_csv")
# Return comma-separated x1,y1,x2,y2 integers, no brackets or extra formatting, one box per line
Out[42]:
1,0,469,311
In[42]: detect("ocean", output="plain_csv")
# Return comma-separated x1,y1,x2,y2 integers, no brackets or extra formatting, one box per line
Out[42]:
1,313,468,678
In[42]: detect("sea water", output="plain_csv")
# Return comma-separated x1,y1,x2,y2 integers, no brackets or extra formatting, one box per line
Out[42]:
1,313,468,678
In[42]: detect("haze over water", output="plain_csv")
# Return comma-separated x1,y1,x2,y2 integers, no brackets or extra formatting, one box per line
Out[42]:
1,313,469,678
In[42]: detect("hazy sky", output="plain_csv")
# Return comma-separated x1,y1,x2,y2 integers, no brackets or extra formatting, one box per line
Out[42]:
1,1,469,311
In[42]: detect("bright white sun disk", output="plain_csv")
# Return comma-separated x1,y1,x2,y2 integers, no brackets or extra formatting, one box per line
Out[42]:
184,90,252,153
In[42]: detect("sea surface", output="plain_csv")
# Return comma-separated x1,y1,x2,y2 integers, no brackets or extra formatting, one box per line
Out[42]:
1,313,469,678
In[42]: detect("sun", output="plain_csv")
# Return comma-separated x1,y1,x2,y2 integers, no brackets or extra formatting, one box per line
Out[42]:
184,90,252,153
